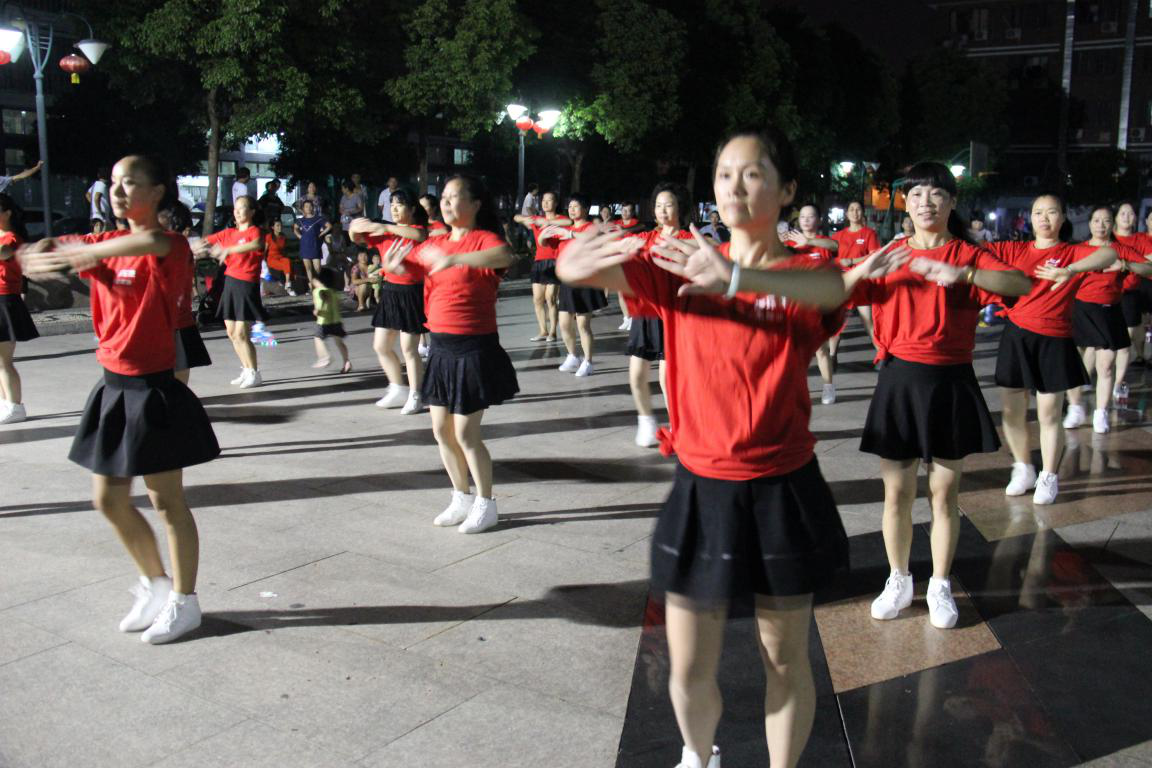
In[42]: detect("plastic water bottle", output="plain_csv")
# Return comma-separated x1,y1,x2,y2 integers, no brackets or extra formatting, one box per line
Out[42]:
1116,381,1129,410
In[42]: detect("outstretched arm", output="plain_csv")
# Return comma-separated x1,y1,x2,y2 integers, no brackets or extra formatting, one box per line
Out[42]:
11,161,43,182
20,230,173,274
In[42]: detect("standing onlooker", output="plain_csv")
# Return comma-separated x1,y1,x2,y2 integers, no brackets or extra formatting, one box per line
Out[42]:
338,179,365,230
259,180,285,227
699,209,730,243
294,200,330,283
969,212,995,243
293,181,326,218
377,176,400,223
231,167,253,206
0,160,42,195
520,183,539,217
86,167,113,229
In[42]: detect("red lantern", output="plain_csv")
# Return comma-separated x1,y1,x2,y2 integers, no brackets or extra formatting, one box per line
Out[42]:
0,51,10,66
532,122,547,138
59,53,90,84
514,114,533,132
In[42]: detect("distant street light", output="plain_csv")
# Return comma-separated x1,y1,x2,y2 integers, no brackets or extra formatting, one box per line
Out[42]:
838,161,855,175
950,164,967,179
0,6,110,235
505,102,559,211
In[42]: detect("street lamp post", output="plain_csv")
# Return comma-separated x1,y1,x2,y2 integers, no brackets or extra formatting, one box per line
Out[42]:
504,103,560,212
0,6,109,236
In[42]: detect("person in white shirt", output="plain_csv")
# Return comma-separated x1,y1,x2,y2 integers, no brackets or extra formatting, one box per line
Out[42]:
968,213,995,243
86,167,113,226
520,183,539,216
377,176,399,222
232,167,253,206
0,160,42,195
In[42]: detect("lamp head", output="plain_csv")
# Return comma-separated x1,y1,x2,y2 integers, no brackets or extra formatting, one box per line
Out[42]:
76,39,110,65
505,103,528,121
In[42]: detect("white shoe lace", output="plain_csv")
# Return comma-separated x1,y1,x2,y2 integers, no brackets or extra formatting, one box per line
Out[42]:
151,599,178,633
881,574,905,603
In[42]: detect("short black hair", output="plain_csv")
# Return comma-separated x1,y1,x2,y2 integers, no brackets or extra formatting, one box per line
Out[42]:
236,167,251,179
317,266,338,289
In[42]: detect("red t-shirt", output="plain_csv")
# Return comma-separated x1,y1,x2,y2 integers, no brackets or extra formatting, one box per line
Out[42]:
79,231,188,375
622,228,693,318
368,225,427,285
1075,241,1139,305
833,227,881,271
428,221,449,237
786,239,835,264
206,226,262,283
616,218,640,232
529,216,568,261
622,244,843,481
989,241,1097,337
0,231,25,295
423,230,508,335
852,240,1014,365
1116,232,1152,292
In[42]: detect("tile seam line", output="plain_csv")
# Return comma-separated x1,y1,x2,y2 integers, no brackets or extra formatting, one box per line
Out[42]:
400,596,519,649
0,638,72,670
226,550,349,591
428,537,521,573
366,690,485,755
124,716,255,768
1,571,129,611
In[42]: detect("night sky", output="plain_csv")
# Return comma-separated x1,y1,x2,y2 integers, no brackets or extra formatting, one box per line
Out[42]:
771,0,946,66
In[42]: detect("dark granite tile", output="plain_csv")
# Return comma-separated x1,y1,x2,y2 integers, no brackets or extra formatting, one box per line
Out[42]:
1005,612,1152,762
839,650,1079,768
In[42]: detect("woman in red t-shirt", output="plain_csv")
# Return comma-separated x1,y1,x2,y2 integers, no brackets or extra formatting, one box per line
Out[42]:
514,191,572,342
785,204,840,405
419,194,450,356
20,154,219,645
159,201,211,385
832,200,881,352
1064,205,1152,433
350,190,429,414
557,126,875,768
195,196,266,388
416,174,518,535
546,194,607,377
988,193,1116,505
627,183,692,448
614,202,644,330
0,194,35,425
845,162,1031,631
1113,202,1152,381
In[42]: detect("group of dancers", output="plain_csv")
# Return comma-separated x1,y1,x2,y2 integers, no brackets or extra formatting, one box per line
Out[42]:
3,127,1152,767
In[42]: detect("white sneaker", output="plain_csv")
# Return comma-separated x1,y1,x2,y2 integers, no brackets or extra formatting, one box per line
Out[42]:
238,369,263,389
458,497,498,534
1062,403,1086,429
558,354,582,372
635,415,660,447
376,384,409,408
230,370,247,386
575,359,595,377
675,745,721,768
1092,408,1110,434
1005,462,1037,496
434,490,475,527
820,383,836,405
141,592,202,644
1033,471,1059,505
400,391,425,415
870,570,913,620
618,317,632,331
119,575,173,632
0,402,26,424
418,344,430,359
926,577,959,629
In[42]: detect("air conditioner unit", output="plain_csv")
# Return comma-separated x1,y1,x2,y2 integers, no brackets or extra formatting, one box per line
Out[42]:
1132,127,1147,142
1102,21,1118,33
973,28,989,41
1024,175,1041,187
1005,27,1022,40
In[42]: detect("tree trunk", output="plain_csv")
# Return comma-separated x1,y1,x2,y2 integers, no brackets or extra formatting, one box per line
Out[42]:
570,150,584,194
202,87,221,237
417,122,429,195
685,162,697,209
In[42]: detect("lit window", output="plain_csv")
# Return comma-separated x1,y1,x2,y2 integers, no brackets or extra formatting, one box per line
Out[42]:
453,148,473,166
1,109,33,136
5,148,24,170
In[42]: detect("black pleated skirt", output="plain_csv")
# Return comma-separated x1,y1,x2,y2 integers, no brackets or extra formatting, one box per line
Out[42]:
530,259,560,286
1120,289,1151,327
217,276,267,323
372,282,427,334
69,369,220,477
861,357,1001,462
1072,300,1130,350
558,285,608,315
315,322,346,339
0,294,38,343
627,316,664,361
420,332,519,415
650,459,849,603
174,325,211,370
995,320,1089,393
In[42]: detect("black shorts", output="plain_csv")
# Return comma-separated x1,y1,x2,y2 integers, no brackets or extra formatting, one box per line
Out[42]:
217,276,267,323
315,322,346,339
173,325,211,371
0,293,38,343
372,282,427,334
420,332,519,415
69,369,220,477
558,285,608,315
650,459,849,603
860,357,1001,462
530,259,560,286
994,320,1089,393
1071,300,1130,351
1120,289,1152,327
